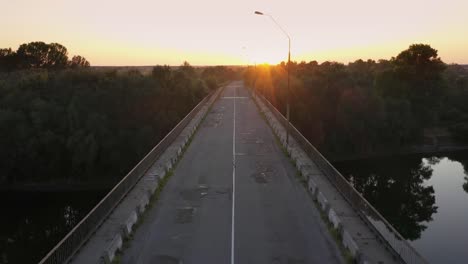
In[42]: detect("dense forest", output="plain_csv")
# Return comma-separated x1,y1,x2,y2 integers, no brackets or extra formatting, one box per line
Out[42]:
244,44,468,158
0,42,237,187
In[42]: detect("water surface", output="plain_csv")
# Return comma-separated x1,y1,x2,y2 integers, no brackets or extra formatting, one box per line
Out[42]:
334,151,468,264
0,191,105,264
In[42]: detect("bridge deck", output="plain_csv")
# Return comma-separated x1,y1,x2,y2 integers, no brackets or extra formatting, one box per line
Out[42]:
121,82,344,263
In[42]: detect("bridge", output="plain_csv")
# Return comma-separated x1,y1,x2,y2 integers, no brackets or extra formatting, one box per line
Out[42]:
39,81,427,264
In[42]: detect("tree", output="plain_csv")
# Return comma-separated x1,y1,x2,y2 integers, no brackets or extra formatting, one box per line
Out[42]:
2,42,92,71
0,48,18,72
151,65,172,86
179,61,196,78
47,43,69,68
69,55,90,68
395,44,446,121
16,42,69,69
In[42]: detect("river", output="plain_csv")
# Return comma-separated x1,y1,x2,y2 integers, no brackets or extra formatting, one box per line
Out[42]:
0,190,105,264
334,150,468,264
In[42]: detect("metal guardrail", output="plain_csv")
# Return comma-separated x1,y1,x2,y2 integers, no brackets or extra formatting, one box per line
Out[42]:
255,92,428,264
38,88,221,264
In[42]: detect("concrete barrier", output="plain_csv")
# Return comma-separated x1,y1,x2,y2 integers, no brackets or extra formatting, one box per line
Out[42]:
165,160,173,172
137,195,150,215
121,211,138,237
342,229,360,258
147,165,165,181
290,149,302,163
328,208,342,230
149,178,159,193
317,191,330,213
101,234,122,264
286,146,294,156
296,156,310,171
176,146,182,156
307,178,318,198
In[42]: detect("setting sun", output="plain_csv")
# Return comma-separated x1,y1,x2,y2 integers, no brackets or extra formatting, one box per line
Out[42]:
1,0,468,65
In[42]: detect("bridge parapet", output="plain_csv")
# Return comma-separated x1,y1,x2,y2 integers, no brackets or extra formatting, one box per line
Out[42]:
250,89,428,264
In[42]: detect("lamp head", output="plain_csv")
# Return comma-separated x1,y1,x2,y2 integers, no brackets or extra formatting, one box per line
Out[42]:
254,11,264,15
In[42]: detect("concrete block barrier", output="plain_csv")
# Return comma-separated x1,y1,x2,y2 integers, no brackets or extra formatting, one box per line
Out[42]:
165,160,173,172
142,175,158,194
287,146,294,156
280,137,286,147
167,149,178,165
296,157,310,171
342,229,360,258
290,149,302,162
121,211,138,237
147,178,159,194
328,208,342,230
100,234,122,264
317,191,330,213
137,195,150,215
307,178,318,198
177,146,183,158
147,165,165,180
301,164,322,177
300,167,313,181
272,122,278,132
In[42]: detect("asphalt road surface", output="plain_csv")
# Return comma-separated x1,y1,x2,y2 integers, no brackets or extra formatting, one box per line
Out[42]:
121,81,344,264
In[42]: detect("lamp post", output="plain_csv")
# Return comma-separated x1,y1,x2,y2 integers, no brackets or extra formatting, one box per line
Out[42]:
254,11,291,146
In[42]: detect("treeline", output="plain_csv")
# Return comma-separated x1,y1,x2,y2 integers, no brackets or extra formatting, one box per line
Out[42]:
244,44,468,158
0,42,90,72
0,52,236,185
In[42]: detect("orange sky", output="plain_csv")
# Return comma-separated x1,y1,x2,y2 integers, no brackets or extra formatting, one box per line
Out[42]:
2,0,467,65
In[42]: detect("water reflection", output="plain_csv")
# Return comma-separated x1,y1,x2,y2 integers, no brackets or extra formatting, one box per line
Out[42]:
0,191,104,264
335,155,438,241
445,152,468,193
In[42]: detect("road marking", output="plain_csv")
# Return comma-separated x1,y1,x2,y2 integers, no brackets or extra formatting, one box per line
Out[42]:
231,86,236,264
222,96,248,99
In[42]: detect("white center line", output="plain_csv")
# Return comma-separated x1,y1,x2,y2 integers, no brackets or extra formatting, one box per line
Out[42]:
222,96,248,99
231,86,236,264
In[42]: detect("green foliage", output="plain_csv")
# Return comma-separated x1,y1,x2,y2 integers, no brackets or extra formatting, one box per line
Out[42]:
17,42,69,69
201,66,238,90
244,44,468,157
0,42,90,71
0,63,231,185
69,55,90,68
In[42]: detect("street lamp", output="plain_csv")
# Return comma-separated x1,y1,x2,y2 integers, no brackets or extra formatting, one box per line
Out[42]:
254,11,291,146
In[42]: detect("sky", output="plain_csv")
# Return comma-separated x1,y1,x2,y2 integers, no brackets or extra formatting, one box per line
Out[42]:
2,0,468,66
